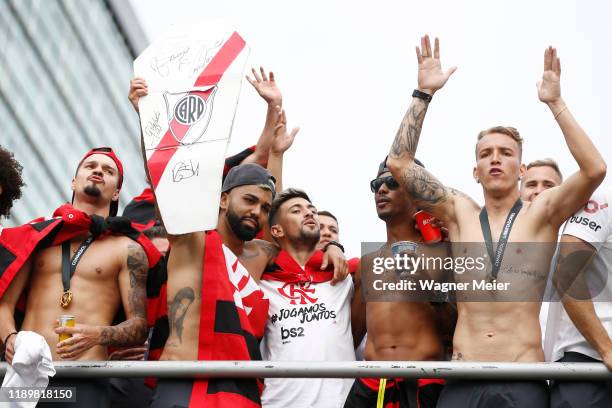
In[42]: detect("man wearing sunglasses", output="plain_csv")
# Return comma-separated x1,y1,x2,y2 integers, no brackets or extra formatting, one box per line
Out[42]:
345,158,455,408
0,147,158,407
385,35,606,407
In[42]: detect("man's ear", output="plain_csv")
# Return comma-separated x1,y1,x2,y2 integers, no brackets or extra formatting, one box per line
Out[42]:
219,192,229,211
111,189,120,202
518,163,527,180
270,224,284,240
71,178,76,192
472,166,479,183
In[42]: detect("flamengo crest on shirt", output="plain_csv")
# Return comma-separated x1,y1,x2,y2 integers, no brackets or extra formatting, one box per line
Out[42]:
277,282,318,305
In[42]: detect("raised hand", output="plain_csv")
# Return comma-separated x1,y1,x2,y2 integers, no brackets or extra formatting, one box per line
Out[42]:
416,35,457,95
270,106,299,155
128,77,148,113
246,67,282,105
537,46,562,105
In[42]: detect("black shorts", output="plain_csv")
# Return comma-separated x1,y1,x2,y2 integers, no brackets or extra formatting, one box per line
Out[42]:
436,379,549,408
343,377,443,408
149,379,193,408
550,352,612,408
149,378,261,408
109,377,153,408
37,377,110,408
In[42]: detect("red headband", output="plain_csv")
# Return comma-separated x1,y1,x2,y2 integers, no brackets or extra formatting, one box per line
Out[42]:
78,147,124,188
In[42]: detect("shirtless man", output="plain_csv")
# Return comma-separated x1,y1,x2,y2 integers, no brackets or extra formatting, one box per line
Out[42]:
0,148,150,407
345,158,452,408
386,35,606,407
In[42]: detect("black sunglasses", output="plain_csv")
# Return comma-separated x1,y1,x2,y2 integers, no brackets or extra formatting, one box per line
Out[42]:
92,147,113,152
370,176,400,193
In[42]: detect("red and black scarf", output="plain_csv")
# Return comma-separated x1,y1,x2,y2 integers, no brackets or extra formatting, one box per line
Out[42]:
147,231,269,407
261,250,359,283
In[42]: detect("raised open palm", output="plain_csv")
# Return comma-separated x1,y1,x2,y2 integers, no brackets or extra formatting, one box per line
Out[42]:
417,35,457,94
537,46,561,104
246,67,282,105
271,106,299,154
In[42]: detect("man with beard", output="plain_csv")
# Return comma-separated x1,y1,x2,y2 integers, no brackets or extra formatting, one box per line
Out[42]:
345,158,452,408
258,189,355,408
386,35,606,407
0,148,154,407
0,145,25,223
149,165,347,408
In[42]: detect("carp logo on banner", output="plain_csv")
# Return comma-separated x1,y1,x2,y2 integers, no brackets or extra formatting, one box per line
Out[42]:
278,282,318,305
163,87,218,145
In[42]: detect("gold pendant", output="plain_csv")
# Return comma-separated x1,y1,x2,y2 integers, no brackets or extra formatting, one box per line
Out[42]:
60,290,72,308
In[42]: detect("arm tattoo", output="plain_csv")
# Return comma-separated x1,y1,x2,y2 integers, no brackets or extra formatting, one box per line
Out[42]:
99,244,149,347
127,244,148,320
168,287,195,343
258,241,279,260
401,165,449,211
389,99,428,159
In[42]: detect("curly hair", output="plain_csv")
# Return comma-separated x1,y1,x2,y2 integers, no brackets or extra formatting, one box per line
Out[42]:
0,146,25,218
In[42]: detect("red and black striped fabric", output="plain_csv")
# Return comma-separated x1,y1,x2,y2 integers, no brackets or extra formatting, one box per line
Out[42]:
147,230,268,407
122,146,257,231
0,204,163,351
261,251,359,284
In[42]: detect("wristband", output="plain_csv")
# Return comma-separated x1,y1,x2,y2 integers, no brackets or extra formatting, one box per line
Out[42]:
554,106,568,120
323,240,345,253
412,89,432,103
3,331,17,347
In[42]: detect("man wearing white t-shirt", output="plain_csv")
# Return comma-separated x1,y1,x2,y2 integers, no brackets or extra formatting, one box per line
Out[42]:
259,188,355,408
549,189,612,407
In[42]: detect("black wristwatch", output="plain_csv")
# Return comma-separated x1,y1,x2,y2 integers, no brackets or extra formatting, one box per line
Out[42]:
412,89,432,103
323,240,345,253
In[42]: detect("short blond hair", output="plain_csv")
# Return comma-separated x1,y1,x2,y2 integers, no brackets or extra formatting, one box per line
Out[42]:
526,158,563,182
475,126,523,160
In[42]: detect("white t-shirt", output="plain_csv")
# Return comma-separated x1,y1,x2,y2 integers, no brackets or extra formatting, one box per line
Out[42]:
551,190,612,362
259,275,355,408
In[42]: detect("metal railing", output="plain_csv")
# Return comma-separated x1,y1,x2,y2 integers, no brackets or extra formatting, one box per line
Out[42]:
1,361,610,380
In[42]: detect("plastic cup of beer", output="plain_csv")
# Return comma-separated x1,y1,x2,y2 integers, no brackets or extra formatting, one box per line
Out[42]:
415,210,442,243
58,315,75,342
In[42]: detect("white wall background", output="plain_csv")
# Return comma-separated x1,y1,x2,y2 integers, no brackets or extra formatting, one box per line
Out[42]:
130,0,612,255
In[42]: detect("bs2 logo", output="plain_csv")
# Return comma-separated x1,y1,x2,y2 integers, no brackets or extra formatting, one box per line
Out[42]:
281,326,305,340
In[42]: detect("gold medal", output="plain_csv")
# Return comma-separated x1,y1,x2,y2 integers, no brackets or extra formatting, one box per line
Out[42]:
60,290,72,308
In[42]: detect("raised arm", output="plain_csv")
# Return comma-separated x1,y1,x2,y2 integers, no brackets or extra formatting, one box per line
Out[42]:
266,106,299,192
55,242,149,359
386,36,472,223
535,47,606,227
241,67,284,167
